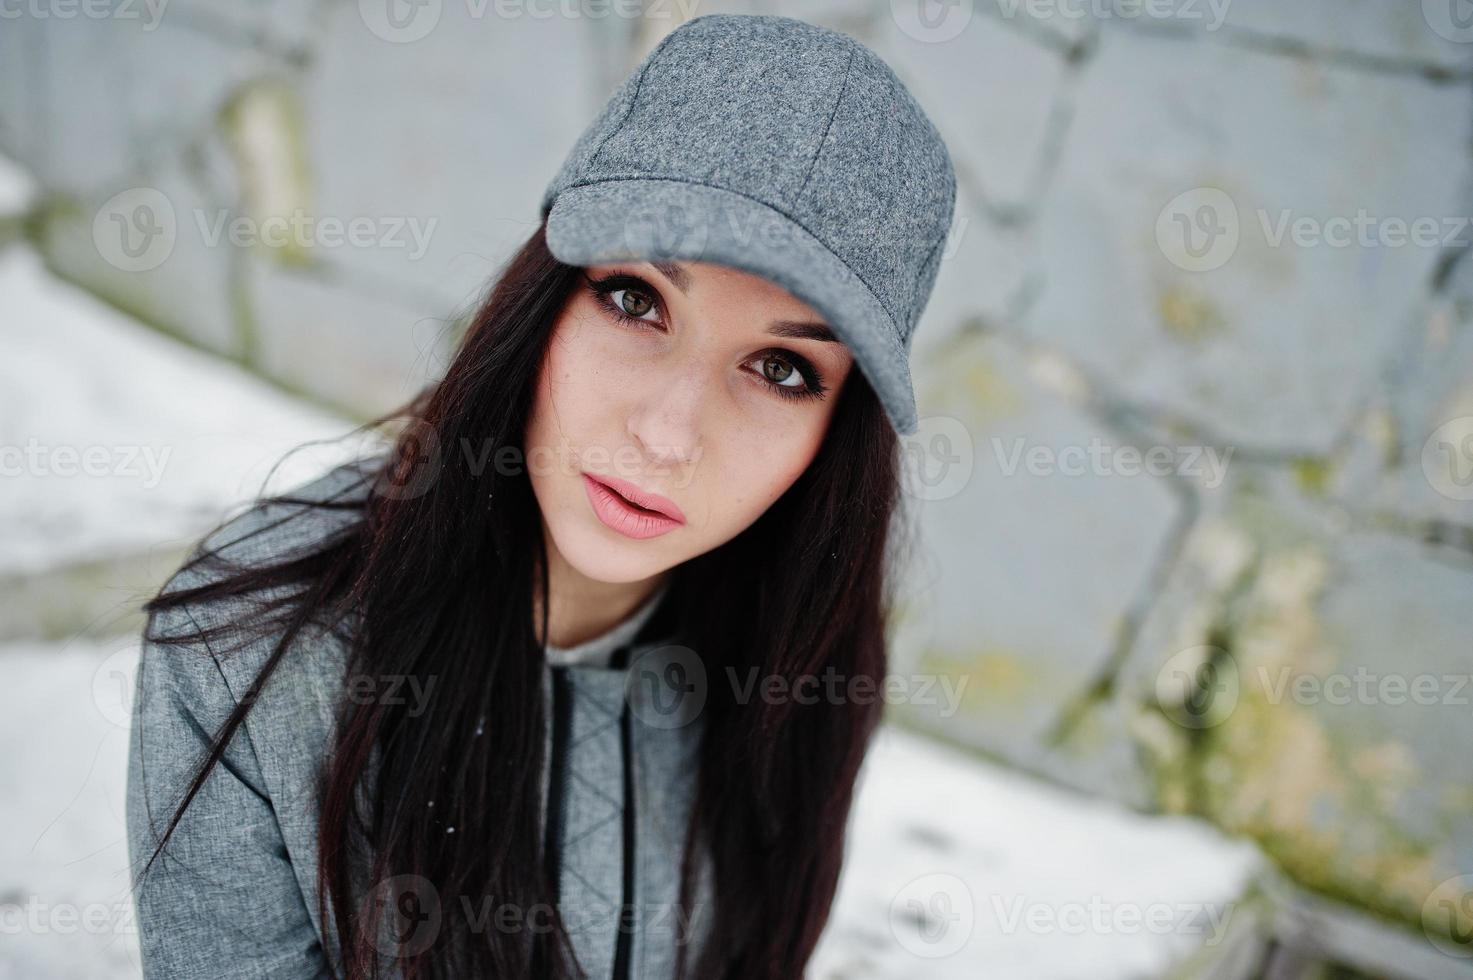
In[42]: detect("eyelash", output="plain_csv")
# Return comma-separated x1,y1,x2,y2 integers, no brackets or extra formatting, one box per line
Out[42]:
583,272,829,402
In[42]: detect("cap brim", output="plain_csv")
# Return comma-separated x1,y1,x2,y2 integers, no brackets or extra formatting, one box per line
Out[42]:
544,178,918,437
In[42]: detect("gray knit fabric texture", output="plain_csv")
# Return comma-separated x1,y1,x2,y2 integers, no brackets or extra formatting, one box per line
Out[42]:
538,574,713,980
540,13,957,436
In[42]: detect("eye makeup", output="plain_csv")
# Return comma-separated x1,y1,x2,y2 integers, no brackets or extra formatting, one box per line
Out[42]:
582,270,830,402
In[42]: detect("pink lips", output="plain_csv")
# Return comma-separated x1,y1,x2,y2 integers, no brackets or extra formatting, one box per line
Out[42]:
581,472,686,540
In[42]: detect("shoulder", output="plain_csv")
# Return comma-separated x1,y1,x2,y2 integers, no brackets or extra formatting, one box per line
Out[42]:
142,451,388,738
158,452,385,631
188,452,386,577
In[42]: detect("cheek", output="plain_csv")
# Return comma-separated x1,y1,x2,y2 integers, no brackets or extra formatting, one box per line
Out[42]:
531,310,631,437
695,416,825,533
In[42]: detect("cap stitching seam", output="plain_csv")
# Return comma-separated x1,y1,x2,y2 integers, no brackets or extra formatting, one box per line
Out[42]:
794,43,856,205
588,28,684,172
907,227,950,344
561,173,904,334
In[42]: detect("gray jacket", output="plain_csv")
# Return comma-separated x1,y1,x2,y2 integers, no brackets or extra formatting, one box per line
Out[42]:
125,457,716,979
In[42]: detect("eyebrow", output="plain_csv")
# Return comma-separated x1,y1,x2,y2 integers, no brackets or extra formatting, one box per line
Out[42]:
650,260,693,294
768,320,840,343
648,260,842,344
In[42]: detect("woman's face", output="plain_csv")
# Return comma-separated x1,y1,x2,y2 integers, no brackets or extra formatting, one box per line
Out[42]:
524,259,855,584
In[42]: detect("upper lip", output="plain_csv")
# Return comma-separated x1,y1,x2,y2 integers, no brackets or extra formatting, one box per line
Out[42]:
586,472,687,524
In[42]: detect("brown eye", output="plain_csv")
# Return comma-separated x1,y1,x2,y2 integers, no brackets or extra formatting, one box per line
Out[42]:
760,355,802,388
619,288,655,319
586,273,665,327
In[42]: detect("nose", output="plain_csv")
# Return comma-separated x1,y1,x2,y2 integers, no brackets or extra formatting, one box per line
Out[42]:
626,353,706,467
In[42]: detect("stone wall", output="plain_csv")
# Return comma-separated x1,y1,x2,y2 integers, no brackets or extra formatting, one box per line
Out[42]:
4,0,1472,972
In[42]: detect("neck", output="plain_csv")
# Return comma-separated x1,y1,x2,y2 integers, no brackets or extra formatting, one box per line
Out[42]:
533,525,668,650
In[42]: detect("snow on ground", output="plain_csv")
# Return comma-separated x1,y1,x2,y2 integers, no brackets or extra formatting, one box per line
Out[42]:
810,726,1266,978
0,243,371,577
0,639,143,980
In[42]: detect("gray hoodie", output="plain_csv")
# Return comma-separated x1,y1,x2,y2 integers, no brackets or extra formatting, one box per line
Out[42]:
125,456,716,979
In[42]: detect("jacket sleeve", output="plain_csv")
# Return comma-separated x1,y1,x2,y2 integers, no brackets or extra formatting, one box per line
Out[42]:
126,600,336,980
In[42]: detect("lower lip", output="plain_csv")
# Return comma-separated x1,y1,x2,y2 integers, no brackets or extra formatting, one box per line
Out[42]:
582,474,684,539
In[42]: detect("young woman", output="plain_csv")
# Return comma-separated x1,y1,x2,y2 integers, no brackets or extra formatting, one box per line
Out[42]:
126,13,955,980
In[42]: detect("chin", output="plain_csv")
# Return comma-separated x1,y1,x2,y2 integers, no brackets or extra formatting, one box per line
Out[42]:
546,510,680,584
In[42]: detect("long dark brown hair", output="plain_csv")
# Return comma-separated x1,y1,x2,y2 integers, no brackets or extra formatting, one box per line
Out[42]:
130,219,912,979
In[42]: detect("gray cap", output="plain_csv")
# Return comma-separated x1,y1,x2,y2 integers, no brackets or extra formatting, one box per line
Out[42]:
540,13,956,437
